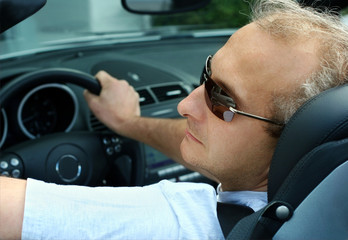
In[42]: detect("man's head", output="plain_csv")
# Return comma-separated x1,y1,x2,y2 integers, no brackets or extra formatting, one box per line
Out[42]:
252,0,348,137
177,0,348,191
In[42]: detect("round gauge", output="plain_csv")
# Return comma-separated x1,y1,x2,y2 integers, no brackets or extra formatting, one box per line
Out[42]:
0,109,8,148
18,84,78,139
21,93,58,137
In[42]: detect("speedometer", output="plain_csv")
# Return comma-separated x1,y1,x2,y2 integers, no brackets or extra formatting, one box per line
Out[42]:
20,93,58,138
18,84,78,139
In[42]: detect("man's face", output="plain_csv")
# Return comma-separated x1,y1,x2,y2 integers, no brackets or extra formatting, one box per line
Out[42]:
177,22,318,191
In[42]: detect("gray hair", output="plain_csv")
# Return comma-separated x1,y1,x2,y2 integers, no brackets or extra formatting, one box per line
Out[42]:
250,0,348,138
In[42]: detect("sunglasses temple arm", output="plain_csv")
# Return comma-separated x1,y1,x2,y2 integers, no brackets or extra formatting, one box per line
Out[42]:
229,107,283,125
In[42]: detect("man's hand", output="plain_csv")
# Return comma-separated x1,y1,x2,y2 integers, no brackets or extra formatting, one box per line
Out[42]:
84,71,141,136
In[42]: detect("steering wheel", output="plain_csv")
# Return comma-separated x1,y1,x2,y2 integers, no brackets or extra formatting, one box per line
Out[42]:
0,68,144,186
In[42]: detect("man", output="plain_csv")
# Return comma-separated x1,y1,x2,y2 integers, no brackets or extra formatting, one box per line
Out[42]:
1,0,348,239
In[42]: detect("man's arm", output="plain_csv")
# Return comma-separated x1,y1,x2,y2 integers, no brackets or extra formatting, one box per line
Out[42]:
83,71,186,164
84,71,214,176
116,116,189,167
0,176,26,239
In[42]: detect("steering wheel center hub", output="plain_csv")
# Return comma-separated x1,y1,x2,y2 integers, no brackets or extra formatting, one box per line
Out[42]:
55,154,82,183
46,144,89,185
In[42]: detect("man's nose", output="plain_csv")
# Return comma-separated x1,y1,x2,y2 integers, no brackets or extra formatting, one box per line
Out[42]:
177,85,206,120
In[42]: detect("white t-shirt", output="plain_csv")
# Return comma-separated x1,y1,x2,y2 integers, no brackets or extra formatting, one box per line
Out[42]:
22,179,225,240
22,179,267,239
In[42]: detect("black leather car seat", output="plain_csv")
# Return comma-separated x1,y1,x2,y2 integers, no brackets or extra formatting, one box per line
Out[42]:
224,84,348,239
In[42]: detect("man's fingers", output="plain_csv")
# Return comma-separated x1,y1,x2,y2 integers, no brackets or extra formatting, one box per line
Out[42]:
83,89,98,105
95,70,116,87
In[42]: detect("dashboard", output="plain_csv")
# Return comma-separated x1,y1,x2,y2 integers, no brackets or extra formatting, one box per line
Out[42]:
0,37,228,187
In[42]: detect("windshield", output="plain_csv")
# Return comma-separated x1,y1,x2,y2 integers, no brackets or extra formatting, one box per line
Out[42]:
0,0,250,58
0,0,347,59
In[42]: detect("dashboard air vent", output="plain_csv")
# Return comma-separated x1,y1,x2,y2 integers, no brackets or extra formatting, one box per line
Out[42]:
90,114,109,132
151,85,188,102
138,89,155,106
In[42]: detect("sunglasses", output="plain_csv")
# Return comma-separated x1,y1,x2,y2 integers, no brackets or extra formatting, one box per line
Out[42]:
200,55,283,125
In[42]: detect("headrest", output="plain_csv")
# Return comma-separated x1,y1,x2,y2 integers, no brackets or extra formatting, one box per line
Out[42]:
268,84,348,201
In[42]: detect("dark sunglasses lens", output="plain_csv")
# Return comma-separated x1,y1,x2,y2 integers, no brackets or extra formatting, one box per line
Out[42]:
203,77,234,122
201,55,235,122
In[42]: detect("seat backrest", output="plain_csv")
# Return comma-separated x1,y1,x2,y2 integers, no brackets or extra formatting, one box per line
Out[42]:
227,84,348,239
268,84,348,201
274,160,348,239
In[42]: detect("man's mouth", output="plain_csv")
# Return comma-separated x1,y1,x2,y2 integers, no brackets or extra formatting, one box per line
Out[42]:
185,128,203,144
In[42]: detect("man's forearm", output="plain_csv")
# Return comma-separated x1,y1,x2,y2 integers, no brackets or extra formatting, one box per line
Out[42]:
0,177,26,239
114,117,188,167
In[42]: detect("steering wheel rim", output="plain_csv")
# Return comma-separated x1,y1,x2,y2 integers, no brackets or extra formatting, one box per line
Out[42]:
0,68,144,186
0,68,101,106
